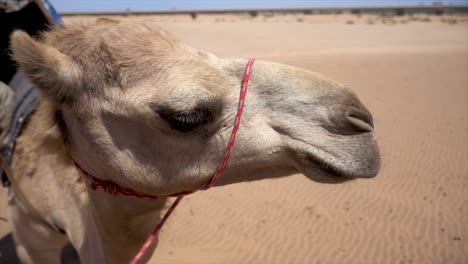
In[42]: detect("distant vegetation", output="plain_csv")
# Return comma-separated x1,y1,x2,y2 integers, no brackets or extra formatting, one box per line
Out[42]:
61,5,468,17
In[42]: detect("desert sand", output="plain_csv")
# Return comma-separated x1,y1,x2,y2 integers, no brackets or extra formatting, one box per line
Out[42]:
0,14,467,263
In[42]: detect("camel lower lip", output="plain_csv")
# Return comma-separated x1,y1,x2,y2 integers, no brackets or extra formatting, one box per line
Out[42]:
300,154,374,183
297,141,380,180
302,167,353,184
286,136,379,181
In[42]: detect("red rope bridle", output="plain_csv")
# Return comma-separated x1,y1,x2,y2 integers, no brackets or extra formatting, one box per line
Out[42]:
71,58,255,263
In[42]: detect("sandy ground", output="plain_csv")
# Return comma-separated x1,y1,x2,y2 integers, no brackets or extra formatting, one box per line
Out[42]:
1,14,467,263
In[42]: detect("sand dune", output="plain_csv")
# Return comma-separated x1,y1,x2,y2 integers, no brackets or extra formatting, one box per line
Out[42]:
1,15,467,263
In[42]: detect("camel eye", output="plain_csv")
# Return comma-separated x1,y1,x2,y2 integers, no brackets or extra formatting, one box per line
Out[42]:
159,109,210,132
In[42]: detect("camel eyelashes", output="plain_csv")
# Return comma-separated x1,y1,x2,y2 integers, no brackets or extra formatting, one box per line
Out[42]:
158,108,211,132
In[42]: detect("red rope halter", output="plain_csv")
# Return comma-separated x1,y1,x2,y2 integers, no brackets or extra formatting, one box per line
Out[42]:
71,58,255,263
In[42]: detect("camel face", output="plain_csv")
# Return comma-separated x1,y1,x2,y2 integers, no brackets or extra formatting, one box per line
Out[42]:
11,21,379,196
241,63,380,183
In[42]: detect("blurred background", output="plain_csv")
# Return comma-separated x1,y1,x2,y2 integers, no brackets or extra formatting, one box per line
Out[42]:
1,0,467,263
50,0,468,13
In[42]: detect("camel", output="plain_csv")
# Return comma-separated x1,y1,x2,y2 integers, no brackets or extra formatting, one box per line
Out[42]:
4,20,380,263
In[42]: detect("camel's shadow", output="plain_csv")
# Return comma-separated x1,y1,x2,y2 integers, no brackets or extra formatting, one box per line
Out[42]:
0,233,79,264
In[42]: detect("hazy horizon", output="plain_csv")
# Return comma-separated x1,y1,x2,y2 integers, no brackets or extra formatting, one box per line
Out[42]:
51,0,468,13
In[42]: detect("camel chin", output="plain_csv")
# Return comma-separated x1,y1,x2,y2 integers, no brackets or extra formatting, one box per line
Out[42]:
299,158,379,184
285,129,380,184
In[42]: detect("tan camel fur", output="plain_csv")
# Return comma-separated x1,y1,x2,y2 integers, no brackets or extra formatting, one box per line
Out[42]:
6,20,380,263
0,82,15,146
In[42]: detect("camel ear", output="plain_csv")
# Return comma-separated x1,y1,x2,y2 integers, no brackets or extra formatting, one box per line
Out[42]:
10,30,82,101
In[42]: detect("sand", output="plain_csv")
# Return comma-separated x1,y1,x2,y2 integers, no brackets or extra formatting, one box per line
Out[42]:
0,14,467,263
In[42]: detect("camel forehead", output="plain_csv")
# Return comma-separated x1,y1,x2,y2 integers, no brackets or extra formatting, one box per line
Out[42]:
44,21,194,81
42,21,224,98
46,21,180,54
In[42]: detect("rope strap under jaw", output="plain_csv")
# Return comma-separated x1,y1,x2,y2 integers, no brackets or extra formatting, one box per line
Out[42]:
72,160,194,200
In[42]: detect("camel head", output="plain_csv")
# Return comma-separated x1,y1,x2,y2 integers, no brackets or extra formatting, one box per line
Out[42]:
10,21,380,196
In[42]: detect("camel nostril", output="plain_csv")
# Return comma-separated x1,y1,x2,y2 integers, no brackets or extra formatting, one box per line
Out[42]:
345,107,374,132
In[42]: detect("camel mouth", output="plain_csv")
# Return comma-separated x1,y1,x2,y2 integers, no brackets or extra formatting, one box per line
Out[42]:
291,139,380,184
302,155,359,183
301,151,380,183
295,156,352,183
